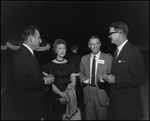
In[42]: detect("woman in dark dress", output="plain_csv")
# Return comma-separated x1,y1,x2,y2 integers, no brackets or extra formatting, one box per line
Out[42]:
44,39,79,120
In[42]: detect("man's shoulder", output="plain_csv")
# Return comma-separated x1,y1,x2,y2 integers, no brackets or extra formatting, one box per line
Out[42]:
124,41,140,53
14,45,23,54
81,53,90,59
14,45,30,58
101,52,113,59
16,45,26,51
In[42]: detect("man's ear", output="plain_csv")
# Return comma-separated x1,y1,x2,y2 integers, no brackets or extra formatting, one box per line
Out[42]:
88,44,90,49
99,43,101,47
28,36,32,42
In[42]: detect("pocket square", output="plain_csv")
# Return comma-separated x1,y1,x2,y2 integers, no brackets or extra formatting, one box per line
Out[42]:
118,60,125,63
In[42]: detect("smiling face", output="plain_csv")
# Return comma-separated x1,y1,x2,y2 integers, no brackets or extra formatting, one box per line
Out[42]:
55,43,66,58
88,38,101,55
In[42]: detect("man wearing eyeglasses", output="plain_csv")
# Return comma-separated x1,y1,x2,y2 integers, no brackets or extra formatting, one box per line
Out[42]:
105,21,146,120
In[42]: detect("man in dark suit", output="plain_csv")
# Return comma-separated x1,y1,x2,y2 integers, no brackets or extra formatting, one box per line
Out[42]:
79,35,113,120
13,26,54,120
67,44,81,71
106,21,146,120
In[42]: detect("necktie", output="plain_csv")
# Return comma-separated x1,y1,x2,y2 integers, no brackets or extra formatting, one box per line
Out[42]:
91,56,96,86
33,53,39,64
112,49,119,66
33,53,36,60
116,49,119,58
33,53,42,71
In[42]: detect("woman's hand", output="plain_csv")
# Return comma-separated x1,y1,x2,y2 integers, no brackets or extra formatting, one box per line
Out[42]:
71,73,80,77
59,97,66,104
59,91,66,104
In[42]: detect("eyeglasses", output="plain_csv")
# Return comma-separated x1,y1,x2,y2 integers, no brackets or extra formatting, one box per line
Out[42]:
108,32,119,38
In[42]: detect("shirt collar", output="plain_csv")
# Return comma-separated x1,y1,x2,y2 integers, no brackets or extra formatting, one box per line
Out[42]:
91,51,101,59
22,43,34,55
117,40,128,52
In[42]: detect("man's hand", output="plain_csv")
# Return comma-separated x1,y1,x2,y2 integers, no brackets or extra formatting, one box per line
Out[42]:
107,74,115,83
82,78,89,84
98,74,108,83
71,73,80,77
44,74,55,85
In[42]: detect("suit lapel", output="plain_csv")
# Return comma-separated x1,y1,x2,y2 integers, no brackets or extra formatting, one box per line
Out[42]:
86,54,91,79
112,41,129,69
32,53,43,72
112,49,118,67
22,45,43,72
96,52,104,76
96,52,107,82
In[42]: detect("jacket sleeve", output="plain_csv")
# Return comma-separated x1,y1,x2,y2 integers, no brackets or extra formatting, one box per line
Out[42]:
79,56,86,81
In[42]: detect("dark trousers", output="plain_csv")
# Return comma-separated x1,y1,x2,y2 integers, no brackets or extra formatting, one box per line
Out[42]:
47,101,66,120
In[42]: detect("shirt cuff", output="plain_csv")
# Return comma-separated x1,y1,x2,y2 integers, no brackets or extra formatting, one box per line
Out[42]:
43,77,46,84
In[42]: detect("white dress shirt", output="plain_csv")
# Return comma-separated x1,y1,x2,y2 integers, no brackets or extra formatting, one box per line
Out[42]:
90,51,101,84
22,43,34,55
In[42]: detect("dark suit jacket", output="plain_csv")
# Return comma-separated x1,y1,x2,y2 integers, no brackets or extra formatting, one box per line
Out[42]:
108,41,146,120
67,51,81,71
13,45,46,119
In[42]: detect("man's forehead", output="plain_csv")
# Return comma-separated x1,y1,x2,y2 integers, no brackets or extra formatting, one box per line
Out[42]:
90,38,99,41
90,38,100,44
35,30,40,36
109,27,115,32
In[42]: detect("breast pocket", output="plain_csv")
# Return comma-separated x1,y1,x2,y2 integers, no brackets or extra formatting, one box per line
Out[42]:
117,61,128,73
97,63,109,74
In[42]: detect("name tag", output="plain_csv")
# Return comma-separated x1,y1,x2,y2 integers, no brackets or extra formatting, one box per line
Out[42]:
98,59,105,64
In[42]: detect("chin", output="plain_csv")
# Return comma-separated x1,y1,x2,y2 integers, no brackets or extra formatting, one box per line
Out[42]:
60,55,65,58
93,51,99,54
111,41,115,44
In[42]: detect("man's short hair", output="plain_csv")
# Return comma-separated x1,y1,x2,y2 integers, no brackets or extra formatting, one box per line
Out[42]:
88,35,101,44
22,26,39,42
110,21,129,35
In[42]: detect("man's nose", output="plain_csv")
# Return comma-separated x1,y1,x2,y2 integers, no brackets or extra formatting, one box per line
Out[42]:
40,38,42,43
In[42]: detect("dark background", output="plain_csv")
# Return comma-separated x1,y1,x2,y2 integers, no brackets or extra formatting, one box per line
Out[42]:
1,1,149,66
1,1,149,47
1,1,149,120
